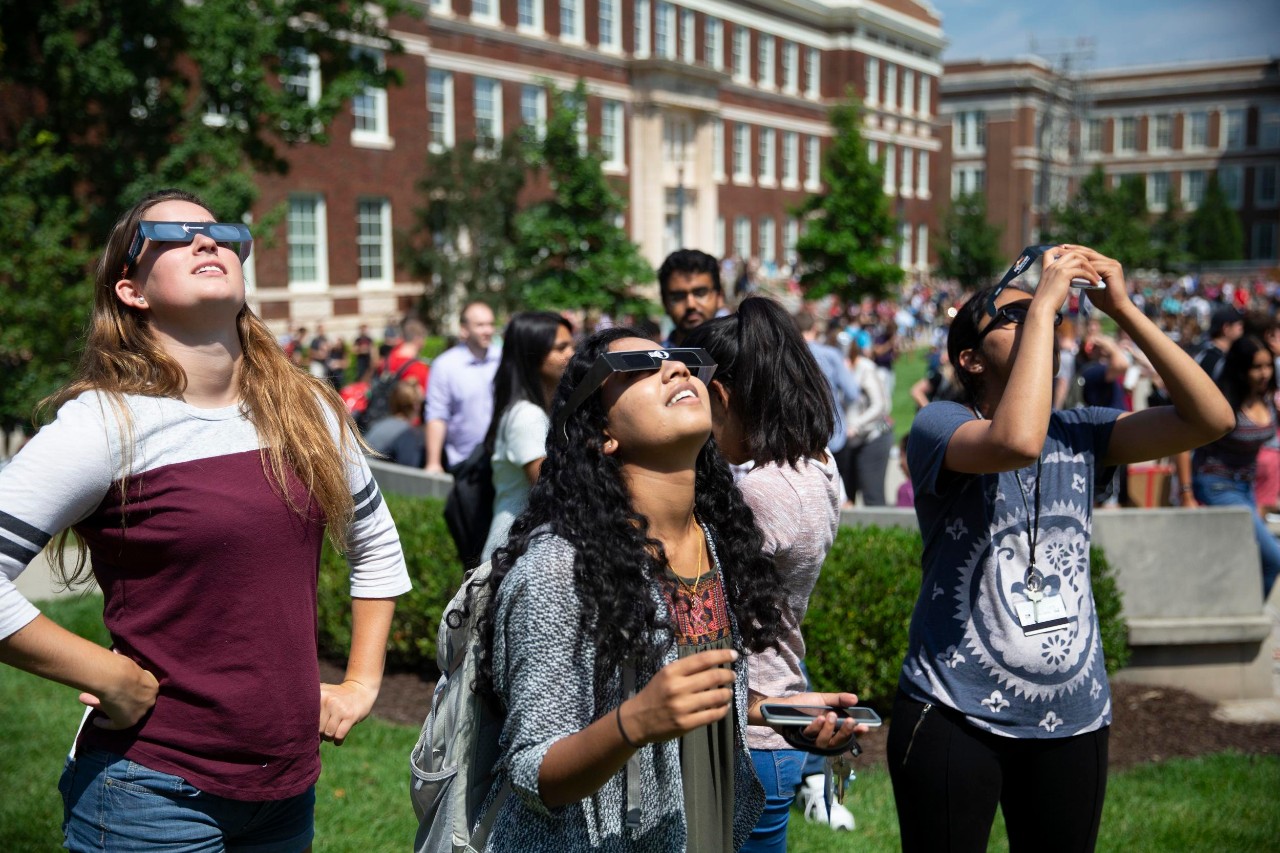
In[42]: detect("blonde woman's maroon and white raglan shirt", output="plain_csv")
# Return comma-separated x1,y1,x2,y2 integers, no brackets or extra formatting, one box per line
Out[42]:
0,392,410,800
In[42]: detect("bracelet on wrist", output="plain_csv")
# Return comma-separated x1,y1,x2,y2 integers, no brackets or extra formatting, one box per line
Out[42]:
616,705,643,750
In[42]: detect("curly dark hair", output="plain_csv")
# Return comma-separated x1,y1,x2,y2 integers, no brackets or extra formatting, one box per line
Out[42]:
472,327,787,710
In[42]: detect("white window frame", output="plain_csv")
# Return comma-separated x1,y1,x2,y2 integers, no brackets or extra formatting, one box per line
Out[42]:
429,0,450,11
732,123,751,183
883,143,896,194
784,218,799,262
680,8,695,64
1084,118,1103,153
712,117,725,182
1220,165,1243,209
1182,169,1206,209
655,2,674,58
705,18,723,70
356,197,393,288
868,139,878,163
1147,171,1170,211
351,49,390,148
804,135,820,190
1185,111,1208,150
916,223,928,269
758,127,776,185
1151,114,1172,152
282,49,321,107
758,34,775,89
287,193,328,292
1117,116,1137,153
634,0,651,58
782,130,798,188
898,220,911,268
602,99,625,170
1256,164,1278,208
899,144,912,196
428,69,455,153
731,26,748,83
560,0,584,45
805,47,820,99
520,84,547,140
884,63,897,112
782,42,798,94
714,216,726,258
734,215,752,258
901,69,915,116
865,56,879,106
474,76,503,152
1224,108,1246,150
917,150,930,199
471,0,499,25
917,74,930,118
517,0,543,34
759,216,776,265
599,0,622,51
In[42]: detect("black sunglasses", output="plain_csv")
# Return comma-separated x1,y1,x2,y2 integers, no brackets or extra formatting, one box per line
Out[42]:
552,348,717,440
973,303,1064,346
122,221,254,277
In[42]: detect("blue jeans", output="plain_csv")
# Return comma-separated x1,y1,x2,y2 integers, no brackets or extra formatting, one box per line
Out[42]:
742,749,806,853
1193,473,1280,599
60,749,315,852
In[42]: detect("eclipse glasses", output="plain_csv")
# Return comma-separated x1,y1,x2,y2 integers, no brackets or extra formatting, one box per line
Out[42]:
122,221,254,276
987,244,1105,317
553,348,717,440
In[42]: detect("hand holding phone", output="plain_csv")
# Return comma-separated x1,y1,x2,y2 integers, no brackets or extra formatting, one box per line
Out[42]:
759,703,883,728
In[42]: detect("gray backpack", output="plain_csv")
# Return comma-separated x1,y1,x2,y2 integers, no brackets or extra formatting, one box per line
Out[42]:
410,562,508,853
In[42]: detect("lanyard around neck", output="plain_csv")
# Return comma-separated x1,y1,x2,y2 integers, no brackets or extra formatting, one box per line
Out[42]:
973,406,1045,592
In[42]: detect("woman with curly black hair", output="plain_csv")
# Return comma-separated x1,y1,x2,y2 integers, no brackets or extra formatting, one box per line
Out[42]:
472,328,859,852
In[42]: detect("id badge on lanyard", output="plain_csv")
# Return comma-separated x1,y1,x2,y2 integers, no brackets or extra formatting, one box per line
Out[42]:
1012,457,1069,637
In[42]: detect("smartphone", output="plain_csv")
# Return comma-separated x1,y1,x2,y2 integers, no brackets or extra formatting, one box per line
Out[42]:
759,704,883,728
1070,278,1107,290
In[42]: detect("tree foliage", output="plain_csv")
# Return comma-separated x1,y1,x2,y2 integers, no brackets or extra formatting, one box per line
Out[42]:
1148,189,1190,273
0,0,410,427
1045,166,1153,267
508,82,654,316
934,192,1004,291
793,96,903,302
402,138,531,331
1187,172,1244,263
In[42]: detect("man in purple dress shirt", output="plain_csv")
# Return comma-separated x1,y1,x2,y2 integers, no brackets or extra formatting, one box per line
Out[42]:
425,301,501,472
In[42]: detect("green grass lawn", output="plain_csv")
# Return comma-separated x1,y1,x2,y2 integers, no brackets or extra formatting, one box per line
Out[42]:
891,346,929,441
6,597,1278,851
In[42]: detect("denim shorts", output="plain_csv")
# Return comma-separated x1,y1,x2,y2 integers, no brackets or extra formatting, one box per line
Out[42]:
60,749,315,853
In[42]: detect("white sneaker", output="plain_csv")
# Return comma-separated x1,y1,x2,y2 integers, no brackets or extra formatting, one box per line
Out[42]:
797,774,855,830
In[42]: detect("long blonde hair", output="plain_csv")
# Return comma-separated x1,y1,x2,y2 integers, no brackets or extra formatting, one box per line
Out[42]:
41,189,364,585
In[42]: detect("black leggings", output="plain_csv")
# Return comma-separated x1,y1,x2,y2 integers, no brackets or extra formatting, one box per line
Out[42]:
887,693,1109,853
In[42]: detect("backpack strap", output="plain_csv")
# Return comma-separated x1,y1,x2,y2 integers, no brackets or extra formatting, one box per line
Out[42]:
467,778,510,853
622,663,642,832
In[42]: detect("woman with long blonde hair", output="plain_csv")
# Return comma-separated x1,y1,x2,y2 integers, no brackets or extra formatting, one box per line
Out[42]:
0,189,410,852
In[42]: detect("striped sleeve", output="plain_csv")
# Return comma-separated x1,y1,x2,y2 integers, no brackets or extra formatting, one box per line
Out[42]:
0,396,117,639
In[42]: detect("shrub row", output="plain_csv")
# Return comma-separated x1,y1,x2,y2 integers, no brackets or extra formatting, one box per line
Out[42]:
318,496,1130,710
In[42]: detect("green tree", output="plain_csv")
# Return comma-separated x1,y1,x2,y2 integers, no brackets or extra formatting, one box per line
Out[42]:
1187,172,1244,263
402,137,530,331
793,96,903,302
0,0,411,427
1047,166,1152,265
934,192,1004,291
1149,190,1190,273
508,82,654,316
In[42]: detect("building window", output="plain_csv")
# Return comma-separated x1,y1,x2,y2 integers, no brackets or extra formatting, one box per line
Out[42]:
1151,114,1172,151
732,124,751,182
759,128,776,184
868,140,878,163
351,49,388,145
1261,107,1280,149
714,216,725,257
1147,171,1170,211
634,0,650,58
918,74,930,118
705,18,723,70
1257,165,1278,208
759,217,776,265
883,143,896,194
281,49,320,107
884,63,897,111
784,218,799,262
951,166,985,198
1083,118,1103,153
518,0,542,32
599,0,620,49
1220,166,1243,208
474,76,503,152
954,110,985,152
865,56,879,106
916,223,928,268
782,42,798,94
471,0,498,23
429,0,449,10
601,100,625,168
1117,116,1137,153
1182,170,1206,208
734,215,751,258
287,194,327,289
712,118,725,181
1254,223,1278,261
654,2,674,58
899,145,912,196
1186,111,1208,149
782,131,798,187
520,84,546,140
680,8,695,63
428,69,455,152
898,221,911,268
805,47,820,98
561,0,583,42
901,69,915,116
805,135,820,189
1224,109,1246,150
758,34,775,88
731,26,748,82
357,198,392,285
917,150,930,198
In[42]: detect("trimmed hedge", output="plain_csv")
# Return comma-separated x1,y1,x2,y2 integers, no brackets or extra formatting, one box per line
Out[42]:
318,493,465,674
803,523,1130,712
317,497,1130,703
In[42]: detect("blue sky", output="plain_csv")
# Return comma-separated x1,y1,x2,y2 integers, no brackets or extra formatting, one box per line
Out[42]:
930,0,1280,70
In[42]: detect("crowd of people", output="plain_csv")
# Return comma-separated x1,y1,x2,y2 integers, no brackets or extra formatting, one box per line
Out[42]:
0,189,1273,853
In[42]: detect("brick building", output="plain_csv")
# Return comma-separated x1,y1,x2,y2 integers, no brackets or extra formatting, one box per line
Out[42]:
935,55,1280,264
248,0,945,334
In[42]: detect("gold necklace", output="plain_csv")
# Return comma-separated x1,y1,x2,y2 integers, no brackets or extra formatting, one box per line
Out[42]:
673,521,706,595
